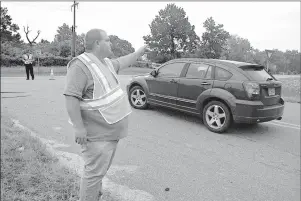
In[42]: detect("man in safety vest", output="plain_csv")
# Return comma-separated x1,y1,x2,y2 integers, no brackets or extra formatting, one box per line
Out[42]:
63,29,148,201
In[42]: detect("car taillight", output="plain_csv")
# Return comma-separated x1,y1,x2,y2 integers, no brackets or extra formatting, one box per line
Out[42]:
243,82,260,99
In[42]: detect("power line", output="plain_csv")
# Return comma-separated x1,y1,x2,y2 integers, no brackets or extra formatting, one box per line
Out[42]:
71,1,78,57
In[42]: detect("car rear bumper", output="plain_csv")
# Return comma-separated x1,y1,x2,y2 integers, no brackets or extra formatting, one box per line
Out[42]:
233,98,285,123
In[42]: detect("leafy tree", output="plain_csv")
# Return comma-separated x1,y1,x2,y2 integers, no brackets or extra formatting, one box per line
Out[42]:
54,23,72,42
0,7,22,43
1,41,22,56
243,49,300,74
143,3,200,63
273,50,300,74
53,24,83,56
109,35,135,58
76,33,85,55
200,17,230,59
53,24,135,57
250,49,266,65
40,39,50,44
289,51,300,74
222,35,253,62
59,41,72,57
45,42,60,56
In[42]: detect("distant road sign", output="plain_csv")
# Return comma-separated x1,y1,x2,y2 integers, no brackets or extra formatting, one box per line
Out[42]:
265,49,274,59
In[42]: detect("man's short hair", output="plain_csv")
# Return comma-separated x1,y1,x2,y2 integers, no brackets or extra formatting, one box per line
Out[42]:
84,29,105,50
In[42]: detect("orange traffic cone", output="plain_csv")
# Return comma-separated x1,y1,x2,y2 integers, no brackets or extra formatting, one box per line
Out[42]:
49,68,55,80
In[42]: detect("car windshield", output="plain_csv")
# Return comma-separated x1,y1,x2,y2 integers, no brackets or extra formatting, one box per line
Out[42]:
240,65,273,81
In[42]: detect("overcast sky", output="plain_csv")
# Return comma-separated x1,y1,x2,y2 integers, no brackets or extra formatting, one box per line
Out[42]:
3,1,300,52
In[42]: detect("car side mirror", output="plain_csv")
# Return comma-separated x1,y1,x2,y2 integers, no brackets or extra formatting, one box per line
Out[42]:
150,70,157,77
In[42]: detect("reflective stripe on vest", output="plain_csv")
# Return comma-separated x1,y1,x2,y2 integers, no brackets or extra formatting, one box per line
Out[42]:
77,54,111,98
76,53,125,109
67,56,102,97
79,87,124,111
23,54,33,64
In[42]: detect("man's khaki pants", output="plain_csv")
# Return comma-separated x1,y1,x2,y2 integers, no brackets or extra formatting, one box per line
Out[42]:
80,140,118,201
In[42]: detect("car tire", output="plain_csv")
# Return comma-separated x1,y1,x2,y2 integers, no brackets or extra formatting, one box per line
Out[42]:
129,86,149,109
203,101,232,133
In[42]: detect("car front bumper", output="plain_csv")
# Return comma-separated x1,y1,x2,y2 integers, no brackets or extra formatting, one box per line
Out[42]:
232,98,285,124
126,84,130,94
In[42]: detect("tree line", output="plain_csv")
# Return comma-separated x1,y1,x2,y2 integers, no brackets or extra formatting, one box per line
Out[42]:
1,4,300,74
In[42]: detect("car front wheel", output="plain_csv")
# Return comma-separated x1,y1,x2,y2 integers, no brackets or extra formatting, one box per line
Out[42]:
129,86,148,109
203,101,232,133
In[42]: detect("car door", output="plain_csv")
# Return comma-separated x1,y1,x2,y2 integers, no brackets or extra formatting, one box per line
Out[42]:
147,62,187,107
177,62,214,113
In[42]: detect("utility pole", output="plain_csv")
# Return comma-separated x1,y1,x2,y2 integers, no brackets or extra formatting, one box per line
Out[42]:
71,1,78,57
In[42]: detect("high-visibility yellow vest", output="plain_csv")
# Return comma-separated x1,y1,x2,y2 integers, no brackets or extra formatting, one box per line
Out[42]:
68,52,132,125
23,54,33,64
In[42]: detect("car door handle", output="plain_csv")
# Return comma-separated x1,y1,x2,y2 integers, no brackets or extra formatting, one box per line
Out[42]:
170,79,178,83
201,82,211,85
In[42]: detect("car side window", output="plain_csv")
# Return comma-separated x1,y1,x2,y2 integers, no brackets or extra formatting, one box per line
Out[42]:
215,67,233,80
186,63,209,79
157,62,186,78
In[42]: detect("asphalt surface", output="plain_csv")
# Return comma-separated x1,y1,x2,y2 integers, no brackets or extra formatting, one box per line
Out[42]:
1,75,300,201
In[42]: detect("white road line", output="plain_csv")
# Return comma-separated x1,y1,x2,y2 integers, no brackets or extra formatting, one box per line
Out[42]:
271,121,300,127
11,119,155,201
266,122,300,130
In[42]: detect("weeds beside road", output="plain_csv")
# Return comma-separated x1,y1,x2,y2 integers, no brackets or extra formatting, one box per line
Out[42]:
1,113,80,201
276,76,300,103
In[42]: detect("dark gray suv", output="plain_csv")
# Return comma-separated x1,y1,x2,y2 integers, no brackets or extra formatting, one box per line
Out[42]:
126,58,285,133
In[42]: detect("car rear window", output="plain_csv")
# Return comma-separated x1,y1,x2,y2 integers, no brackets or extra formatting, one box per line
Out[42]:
240,65,273,81
215,67,233,80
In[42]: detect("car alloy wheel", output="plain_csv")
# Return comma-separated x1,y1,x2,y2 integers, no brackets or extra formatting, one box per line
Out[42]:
205,105,226,129
129,86,148,109
203,101,232,133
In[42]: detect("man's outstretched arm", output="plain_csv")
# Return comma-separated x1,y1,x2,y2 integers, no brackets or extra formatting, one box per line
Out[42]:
111,45,148,73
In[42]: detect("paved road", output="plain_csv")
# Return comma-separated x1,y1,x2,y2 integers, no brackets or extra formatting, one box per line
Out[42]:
1,76,300,201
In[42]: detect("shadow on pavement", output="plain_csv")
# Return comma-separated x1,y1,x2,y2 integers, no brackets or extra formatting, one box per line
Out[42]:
135,105,272,137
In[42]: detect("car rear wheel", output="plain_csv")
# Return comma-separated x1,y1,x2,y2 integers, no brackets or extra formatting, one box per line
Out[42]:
129,86,148,109
203,101,232,133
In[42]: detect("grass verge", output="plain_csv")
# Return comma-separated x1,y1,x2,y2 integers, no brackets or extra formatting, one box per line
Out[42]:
1,113,80,201
277,77,300,103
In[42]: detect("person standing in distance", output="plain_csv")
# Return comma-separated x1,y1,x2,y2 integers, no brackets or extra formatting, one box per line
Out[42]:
63,29,148,201
22,51,35,80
